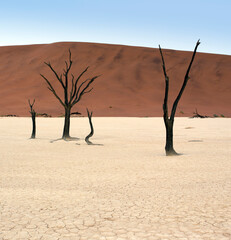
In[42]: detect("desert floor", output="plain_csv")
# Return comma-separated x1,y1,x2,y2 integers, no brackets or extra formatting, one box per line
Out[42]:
0,117,230,240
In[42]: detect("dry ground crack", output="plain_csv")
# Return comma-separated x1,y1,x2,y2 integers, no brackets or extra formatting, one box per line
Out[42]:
0,117,231,240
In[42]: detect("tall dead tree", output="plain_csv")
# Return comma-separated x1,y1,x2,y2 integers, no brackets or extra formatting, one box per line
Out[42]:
28,99,36,139
85,108,94,145
159,40,200,156
40,49,100,140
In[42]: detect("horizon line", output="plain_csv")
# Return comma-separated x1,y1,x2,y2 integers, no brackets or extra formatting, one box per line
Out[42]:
0,40,230,57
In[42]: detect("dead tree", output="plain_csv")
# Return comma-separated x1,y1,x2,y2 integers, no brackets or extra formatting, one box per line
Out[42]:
40,49,100,140
159,40,200,156
85,108,94,145
192,109,209,118
28,99,36,139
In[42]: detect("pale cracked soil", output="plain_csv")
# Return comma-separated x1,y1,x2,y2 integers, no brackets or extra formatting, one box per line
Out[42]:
0,117,230,240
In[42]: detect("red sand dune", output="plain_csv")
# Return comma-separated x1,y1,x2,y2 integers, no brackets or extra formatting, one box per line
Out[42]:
0,42,230,117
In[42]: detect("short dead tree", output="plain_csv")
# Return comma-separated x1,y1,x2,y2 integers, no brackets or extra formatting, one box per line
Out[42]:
28,99,36,139
192,109,209,118
159,40,200,156
85,108,94,145
41,49,100,140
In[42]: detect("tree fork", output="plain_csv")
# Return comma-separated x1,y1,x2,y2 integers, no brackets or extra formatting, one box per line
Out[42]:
159,40,200,156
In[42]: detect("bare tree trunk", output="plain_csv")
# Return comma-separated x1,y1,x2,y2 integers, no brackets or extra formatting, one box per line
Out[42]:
31,112,36,139
62,107,71,139
28,99,36,139
164,119,177,156
159,40,200,156
85,109,94,145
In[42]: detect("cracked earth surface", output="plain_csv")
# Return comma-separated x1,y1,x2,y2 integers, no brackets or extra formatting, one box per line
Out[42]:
0,117,231,240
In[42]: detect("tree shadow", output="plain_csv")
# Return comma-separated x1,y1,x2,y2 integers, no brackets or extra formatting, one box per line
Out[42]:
85,142,104,146
188,140,203,142
165,152,182,156
50,137,80,143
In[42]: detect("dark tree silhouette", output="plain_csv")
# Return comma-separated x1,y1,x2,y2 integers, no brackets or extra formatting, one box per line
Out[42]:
85,108,94,145
28,99,36,139
159,40,200,156
192,109,209,118
40,50,100,140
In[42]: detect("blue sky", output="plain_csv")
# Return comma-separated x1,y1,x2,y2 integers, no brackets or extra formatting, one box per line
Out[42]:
0,0,230,55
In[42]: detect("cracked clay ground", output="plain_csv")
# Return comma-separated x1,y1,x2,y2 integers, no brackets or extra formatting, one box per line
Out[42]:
0,117,231,240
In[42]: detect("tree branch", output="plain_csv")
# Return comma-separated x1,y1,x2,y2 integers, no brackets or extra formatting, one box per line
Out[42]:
81,87,93,97
159,45,169,120
170,40,200,120
70,66,89,102
70,74,75,98
40,74,65,107
70,78,89,105
44,62,65,89
71,75,99,106
63,49,73,105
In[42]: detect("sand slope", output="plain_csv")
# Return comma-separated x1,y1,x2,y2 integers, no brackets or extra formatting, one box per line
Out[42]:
0,42,230,117
0,117,231,239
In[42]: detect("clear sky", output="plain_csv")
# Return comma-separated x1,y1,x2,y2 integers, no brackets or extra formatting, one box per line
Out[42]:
0,0,230,55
